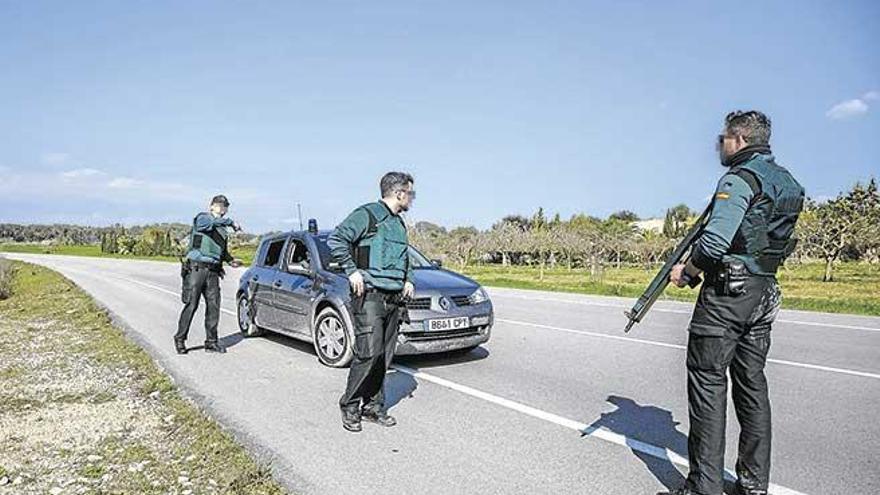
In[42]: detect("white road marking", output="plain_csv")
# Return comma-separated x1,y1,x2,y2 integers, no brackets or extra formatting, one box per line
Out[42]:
393,364,808,495
497,318,880,380
489,292,880,333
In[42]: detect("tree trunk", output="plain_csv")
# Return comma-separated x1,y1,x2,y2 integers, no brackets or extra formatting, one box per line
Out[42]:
823,257,834,282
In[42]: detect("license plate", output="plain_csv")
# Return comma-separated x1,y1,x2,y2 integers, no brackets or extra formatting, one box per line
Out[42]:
426,316,470,331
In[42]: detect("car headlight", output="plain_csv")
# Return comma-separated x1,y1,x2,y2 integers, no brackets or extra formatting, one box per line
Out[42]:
469,287,489,305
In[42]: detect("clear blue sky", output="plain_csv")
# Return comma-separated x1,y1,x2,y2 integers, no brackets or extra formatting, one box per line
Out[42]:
1,1,877,233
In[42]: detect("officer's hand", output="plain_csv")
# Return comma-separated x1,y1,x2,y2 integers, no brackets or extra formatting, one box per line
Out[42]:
403,281,415,300
349,271,365,297
232,222,243,232
670,263,688,288
229,259,243,268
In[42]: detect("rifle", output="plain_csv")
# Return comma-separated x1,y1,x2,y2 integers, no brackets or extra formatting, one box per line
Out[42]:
623,204,711,333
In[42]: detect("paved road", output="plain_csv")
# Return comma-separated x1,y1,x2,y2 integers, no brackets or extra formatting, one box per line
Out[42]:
5,253,880,495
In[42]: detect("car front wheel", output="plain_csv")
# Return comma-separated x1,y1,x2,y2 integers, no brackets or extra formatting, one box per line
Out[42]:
237,294,264,338
313,306,353,368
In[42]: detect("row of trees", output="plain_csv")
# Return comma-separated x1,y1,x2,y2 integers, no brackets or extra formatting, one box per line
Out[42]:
409,179,880,282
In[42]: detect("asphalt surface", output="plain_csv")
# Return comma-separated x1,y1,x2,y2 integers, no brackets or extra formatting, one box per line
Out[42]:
4,253,879,495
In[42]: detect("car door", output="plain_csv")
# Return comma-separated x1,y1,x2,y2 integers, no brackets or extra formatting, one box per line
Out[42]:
249,237,287,329
272,235,315,336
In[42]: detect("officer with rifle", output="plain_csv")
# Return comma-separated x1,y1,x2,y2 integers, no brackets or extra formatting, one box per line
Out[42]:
175,194,242,355
328,172,416,433
628,111,804,495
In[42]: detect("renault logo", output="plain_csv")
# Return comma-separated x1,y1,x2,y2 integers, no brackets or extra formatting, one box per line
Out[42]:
438,296,450,311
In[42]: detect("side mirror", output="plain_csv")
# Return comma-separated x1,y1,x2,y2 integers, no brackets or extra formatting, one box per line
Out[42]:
431,259,443,268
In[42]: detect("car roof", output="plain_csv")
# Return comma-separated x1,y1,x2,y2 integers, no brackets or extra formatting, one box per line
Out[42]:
259,230,333,244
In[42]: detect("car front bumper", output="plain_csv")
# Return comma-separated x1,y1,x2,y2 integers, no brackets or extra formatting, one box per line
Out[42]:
393,316,493,356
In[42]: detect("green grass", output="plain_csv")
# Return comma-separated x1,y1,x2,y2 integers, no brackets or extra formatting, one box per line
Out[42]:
461,262,880,316
0,261,287,494
0,243,258,266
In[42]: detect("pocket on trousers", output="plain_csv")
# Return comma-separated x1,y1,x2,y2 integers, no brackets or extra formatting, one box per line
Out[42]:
686,334,736,371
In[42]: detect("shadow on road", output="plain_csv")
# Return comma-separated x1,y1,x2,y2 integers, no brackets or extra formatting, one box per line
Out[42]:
586,395,739,495
395,345,490,369
587,395,687,491
385,369,419,410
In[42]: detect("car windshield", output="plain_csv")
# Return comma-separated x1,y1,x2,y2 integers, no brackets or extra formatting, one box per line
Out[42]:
313,233,435,272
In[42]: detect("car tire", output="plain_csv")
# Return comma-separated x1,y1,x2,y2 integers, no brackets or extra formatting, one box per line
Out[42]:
313,306,353,368
237,293,264,338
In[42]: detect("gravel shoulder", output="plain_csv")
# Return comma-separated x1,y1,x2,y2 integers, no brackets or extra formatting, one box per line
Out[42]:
0,260,288,495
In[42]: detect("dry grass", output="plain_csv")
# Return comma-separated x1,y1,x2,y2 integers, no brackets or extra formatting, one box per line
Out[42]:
0,261,287,494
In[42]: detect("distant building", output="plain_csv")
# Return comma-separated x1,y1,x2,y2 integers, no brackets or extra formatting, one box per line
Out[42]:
632,218,664,234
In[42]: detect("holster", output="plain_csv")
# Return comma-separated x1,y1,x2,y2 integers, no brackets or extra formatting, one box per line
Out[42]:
180,260,192,304
713,260,749,297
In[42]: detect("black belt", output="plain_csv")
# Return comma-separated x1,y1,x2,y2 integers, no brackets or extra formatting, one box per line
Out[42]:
189,260,222,271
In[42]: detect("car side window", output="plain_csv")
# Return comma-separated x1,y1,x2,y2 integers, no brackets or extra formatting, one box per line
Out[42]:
286,238,310,271
262,239,285,268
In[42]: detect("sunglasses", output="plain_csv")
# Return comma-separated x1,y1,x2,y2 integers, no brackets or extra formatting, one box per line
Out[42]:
397,189,416,199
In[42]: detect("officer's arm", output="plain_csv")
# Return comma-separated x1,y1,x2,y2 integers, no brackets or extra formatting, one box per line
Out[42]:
327,209,370,276
688,173,754,274
195,213,234,233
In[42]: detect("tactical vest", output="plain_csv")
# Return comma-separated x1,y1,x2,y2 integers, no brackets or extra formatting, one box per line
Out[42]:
189,214,229,263
352,202,409,284
728,154,805,275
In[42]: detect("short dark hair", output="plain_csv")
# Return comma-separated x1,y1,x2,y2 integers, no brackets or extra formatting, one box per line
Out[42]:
380,171,414,198
724,110,771,145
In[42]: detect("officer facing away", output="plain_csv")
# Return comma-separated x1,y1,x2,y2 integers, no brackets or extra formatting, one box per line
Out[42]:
662,111,804,495
175,194,242,355
328,172,416,432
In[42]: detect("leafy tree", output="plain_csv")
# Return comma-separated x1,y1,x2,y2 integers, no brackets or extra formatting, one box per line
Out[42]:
799,179,880,281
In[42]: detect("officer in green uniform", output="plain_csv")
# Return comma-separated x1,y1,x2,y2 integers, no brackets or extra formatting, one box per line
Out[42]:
662,111,804,495
328,172,416,432
175,195,242,355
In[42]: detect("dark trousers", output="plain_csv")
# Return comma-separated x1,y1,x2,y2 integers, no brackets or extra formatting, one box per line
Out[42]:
685,274,781,495
176,264,222,344
339,290,402,412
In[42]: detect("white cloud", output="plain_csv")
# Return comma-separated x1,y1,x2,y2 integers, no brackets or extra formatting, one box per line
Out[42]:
826,90,878,120
61,168,105,180
107,177,142,189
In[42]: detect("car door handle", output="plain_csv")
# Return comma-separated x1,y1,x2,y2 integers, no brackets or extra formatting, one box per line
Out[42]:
273,281,283,288
251,275,259,281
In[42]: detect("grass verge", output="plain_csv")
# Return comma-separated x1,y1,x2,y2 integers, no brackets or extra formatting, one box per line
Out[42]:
0,243,257,266
461,262,880,317
0,260,286,494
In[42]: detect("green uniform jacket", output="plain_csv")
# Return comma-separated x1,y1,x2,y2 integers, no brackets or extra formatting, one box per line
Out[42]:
328,201,413,292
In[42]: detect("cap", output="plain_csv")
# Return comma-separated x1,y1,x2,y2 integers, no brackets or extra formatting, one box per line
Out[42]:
211,194,230,207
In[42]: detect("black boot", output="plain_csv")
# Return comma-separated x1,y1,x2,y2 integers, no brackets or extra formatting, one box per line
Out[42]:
341,407,362,433
204,341,226,353
174,338,188,355
362,408,397,427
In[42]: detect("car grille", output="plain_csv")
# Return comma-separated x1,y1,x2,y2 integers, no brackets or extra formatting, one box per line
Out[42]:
405,328,480,342
451,295,472,306
407,298,431,310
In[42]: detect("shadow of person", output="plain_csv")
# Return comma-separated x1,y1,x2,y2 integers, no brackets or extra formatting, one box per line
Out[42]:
384,369,418,410
218,332,244,349
587,395,688,491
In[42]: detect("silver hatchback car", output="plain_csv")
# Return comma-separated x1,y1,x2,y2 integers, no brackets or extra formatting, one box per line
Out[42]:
236,229,494,367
